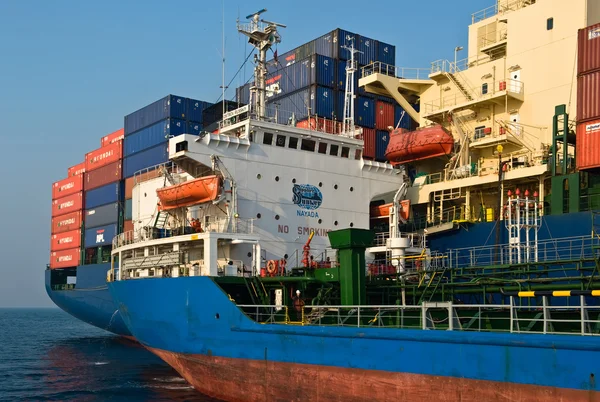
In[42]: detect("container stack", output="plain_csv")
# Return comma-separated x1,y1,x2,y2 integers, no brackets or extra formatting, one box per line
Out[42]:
235,28,417,162
82,132,124,265
50,173,84,269
576,23,600,170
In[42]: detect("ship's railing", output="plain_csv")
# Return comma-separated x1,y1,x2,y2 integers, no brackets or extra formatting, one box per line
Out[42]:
445,235,600,269
471,0,535,24
372,231,427,248
361,62,430,80
112,217,255,248
238,297,600,336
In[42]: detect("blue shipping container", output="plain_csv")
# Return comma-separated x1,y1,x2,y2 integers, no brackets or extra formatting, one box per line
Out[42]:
124,118,186,157
375,130,390,162
125,199,132,220
84,223,118,248
124,94,187,135
187,121,202,135
336,60,364,94
267,54,336,99
85,182,123,210
357,35,378,66
394,105,413,130
266,86,335,124
377,41,396,66
335,92,374,127
334,29,359,61
186,99,212,123
123,143,169,178
85,202,120,229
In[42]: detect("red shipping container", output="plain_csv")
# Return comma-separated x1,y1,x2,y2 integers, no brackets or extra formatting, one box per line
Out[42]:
85,140,123,172
85,161,122,191
50,229,82,251
123,219,134,233
67,162,86,177
101,128,125,147
52,192,83,217
362,128,376,159
52,175,84,200
51,211,83,234
576,119,600,170
578,23,600,76
375,101,394,130
49,247,81,269
577,71,600,123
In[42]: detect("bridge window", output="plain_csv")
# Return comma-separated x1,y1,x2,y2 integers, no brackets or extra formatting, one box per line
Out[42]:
341,146,350,158
276,135,286,147
263,132,273,145
330,144,339,156
288,137,298,149
175,141,188,152
301,139,316,152
318,142,327,154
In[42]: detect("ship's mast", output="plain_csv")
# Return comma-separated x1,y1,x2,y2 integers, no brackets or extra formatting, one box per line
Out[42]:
341,39,361,138
237,9,285,119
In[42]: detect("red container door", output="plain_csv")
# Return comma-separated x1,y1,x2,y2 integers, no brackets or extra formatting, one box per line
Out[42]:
577,71,600,123
375,101,394,130
51,211,83,234
49,248,81,269
101,128,125,147
67,162,86,177
85,161,122,191
52,175,84,200
85,140,123,172
123,219,134,233
50,229,82,251
577,119,600,170
578,23,600,76
362,128,376,159
52,192,83,217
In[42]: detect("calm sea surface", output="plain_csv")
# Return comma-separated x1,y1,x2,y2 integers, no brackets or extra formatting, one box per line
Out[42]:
0,308,217,401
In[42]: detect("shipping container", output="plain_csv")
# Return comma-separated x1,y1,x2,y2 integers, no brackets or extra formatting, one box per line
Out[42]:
49,248,81,269
187,121,202,135
577,119,600,169
51,210,83,234
51,229,82,251
363,128,377,159
125,198,132,220
375,100,394,130
125,94,187,135
357,35,377,66
236,82,251,105
125,168,163,198
85,140,123,172
84,223,118,248
202,100,243,129
265,85,335,124
52,192,83,217
377,41,396,66
333,29,359,61
375,130,390,161
84,161,122,191
336,60,363,94
52,175,84,200
123,143,169,178
578,23,600,76
335,92,374,126
124,119,186,157
578,71,600,123
67,162,86,177
123,219,134,233
394,105,414,130
85,182,123,210
186,99,213,124
267,54,336,94
101,128,125,147
85,202,121,229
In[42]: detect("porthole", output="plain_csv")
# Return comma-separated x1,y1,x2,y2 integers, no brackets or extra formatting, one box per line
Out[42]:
350,222,354,227
275,176,280,182
257,174,262,179
350,187,354,192
334,221,338,226
292,178,297,183
284,254,289,259
247,252,252,257
319,182,323,187
215,313,220,319
275,215,280,220
334,184,338,190
318,219,322,224
256,213,262,219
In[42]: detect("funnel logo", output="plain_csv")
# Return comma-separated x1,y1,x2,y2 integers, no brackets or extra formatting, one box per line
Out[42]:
293,184,323,211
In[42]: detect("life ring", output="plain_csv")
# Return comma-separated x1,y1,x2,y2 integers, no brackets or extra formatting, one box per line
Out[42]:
266,260,277,275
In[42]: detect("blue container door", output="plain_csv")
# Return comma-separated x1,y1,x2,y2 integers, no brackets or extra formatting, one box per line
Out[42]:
314,55,335,88
186,99,211,124
375,130,390,161
84,223,118,248
125,95,187,135
266,88,310,125
85,182,122,210
334,29,359,61
123,143,170,178
187,121,202,135
377,42,396,66
336,60,362,94
314,32,334,58
312,86,335,119
358,36,377,66
355,96,375,128
124,119,186,156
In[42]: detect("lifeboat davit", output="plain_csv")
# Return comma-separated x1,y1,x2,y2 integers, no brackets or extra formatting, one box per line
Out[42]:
384,125,454,165
157,175,221,211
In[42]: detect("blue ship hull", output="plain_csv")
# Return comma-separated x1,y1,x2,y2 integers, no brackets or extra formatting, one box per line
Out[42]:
45,264,131,337
109,276,600,402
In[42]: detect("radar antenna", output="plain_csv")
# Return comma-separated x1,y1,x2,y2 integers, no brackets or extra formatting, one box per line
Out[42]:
237,9,285,120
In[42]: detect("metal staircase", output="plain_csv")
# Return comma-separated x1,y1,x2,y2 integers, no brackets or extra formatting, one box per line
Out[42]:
447,72,473,101
153,211,169,229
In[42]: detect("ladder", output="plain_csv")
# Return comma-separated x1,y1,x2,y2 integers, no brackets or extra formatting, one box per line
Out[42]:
153,211,169,229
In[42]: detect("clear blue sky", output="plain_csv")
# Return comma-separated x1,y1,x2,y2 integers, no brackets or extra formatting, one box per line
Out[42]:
0,0,490,307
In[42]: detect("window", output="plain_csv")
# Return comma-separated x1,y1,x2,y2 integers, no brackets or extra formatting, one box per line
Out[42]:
341,146,350,158
276,135,286,147
329,144,339,156
175,141,188,152
263,132,273,145
301,139,316,152
547,17,553,30
288,137,298,149
318,142,327,154
355,149,362,160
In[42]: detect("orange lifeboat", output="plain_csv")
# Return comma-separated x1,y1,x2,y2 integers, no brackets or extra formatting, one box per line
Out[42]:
384,125,454,165
156,175,221,211
370,200,411,220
